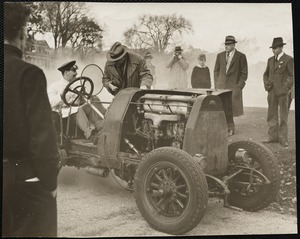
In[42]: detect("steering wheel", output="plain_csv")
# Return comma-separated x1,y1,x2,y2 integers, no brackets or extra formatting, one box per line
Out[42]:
61,76,94,107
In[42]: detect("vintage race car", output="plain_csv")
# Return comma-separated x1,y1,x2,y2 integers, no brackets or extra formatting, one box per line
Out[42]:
58,64,280,235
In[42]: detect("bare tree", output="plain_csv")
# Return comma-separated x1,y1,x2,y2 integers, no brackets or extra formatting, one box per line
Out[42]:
70,16,104,59
39,2,86,50
70,17,103,51
124,14,193,53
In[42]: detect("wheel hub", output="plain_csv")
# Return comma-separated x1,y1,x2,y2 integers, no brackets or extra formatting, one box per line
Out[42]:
160,180,177,195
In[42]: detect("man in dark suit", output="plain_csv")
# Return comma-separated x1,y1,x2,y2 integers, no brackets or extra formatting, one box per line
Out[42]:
263,37,294,148
3,3,60,237
214,35,248,136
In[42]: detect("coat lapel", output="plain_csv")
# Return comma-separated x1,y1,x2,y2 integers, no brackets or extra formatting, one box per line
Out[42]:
274,53,285,70
126,55,138,80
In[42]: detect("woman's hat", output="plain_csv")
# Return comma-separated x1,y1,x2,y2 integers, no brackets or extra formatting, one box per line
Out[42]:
270,37,286,48
174,46,183,53
106,42,127,61
224,35,238,44
144,52,153,59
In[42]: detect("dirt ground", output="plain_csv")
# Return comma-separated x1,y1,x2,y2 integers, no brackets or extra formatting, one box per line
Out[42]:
57,107,297,237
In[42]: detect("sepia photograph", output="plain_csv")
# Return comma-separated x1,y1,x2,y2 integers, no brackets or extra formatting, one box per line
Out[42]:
3,1,297,237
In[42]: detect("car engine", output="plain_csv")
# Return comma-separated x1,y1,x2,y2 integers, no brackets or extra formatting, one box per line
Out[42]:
121,94,195,153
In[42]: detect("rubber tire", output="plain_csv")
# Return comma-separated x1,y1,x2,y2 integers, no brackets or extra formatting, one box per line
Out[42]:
227,140,280,211
134,147,208,235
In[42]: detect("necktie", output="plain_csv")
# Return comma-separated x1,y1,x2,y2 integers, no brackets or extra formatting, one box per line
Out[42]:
226,52,230,63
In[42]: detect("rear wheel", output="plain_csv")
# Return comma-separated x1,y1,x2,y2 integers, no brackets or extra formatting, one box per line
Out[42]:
134,147,208,235
227,140,280,211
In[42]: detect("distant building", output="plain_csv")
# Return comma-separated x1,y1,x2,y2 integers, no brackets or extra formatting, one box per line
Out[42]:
24,39,54,69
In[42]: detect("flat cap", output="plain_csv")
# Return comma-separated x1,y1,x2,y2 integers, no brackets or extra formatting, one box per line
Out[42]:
58,60,77,73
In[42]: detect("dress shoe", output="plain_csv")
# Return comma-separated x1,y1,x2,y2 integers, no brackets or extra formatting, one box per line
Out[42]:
262,139,278,144
280,141,289,148
228,130,234,136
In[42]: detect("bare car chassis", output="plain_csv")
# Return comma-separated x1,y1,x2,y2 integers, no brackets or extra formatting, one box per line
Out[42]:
58,70,280,235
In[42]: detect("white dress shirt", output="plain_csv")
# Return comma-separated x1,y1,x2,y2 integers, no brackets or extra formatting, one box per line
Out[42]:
47,77,79,118
226,49,236,72
275,51,284,61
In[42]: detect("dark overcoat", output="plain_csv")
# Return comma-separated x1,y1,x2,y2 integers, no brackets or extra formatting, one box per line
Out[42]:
4,44,60,190
102,52,153,95
4,44,60,237
214,50,248,117
263,53,294,96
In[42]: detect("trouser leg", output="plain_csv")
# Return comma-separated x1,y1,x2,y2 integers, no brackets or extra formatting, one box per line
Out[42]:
278,94,289,143
83,96,106,131
76,107,91,133
219,93,234,132
267,90,279,140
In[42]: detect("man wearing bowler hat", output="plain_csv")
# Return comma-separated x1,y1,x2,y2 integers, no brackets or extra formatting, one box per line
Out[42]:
103,42,153,95
214,35,248,136
263,37,294,148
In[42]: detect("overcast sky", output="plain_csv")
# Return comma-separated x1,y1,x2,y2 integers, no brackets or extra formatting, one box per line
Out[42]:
86,3,293,52
40,2,293,64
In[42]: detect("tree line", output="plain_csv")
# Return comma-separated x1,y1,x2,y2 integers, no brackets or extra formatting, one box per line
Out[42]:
25,2,193,56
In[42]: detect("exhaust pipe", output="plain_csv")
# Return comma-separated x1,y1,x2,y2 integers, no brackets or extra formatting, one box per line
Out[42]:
85,166,109,178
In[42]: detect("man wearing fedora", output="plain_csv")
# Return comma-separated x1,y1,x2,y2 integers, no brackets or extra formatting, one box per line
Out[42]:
103,42,153,96
48,60,107,140
166,46,189,88
214,35,248,136
263,37,294,148
144,52,156,88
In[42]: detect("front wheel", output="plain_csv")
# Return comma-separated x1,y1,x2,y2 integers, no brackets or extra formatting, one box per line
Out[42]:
227,140,280,211
134,147,208,235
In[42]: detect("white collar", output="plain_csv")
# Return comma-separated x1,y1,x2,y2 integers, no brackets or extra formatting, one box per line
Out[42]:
197,64,206,68
275,52,284,60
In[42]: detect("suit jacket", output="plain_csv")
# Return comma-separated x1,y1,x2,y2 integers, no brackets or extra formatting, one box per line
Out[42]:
214,50,248,117
103,52,153,95
263,53,294,96
4,44,60,191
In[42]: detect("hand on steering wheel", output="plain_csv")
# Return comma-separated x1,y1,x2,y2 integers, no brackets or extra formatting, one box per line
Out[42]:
61,76,94,107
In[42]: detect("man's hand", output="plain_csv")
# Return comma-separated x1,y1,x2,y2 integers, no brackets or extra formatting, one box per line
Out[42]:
109,83,118,91
140,85,147,90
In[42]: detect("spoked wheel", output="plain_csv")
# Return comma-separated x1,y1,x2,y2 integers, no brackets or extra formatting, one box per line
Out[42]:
61,76,94,107
227,140,280,211
134,147,208,235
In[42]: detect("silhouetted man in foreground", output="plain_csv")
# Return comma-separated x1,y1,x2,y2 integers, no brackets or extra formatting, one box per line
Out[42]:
3,2,60,237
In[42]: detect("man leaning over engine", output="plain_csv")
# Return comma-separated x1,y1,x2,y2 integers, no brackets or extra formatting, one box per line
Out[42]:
102,42,153,95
